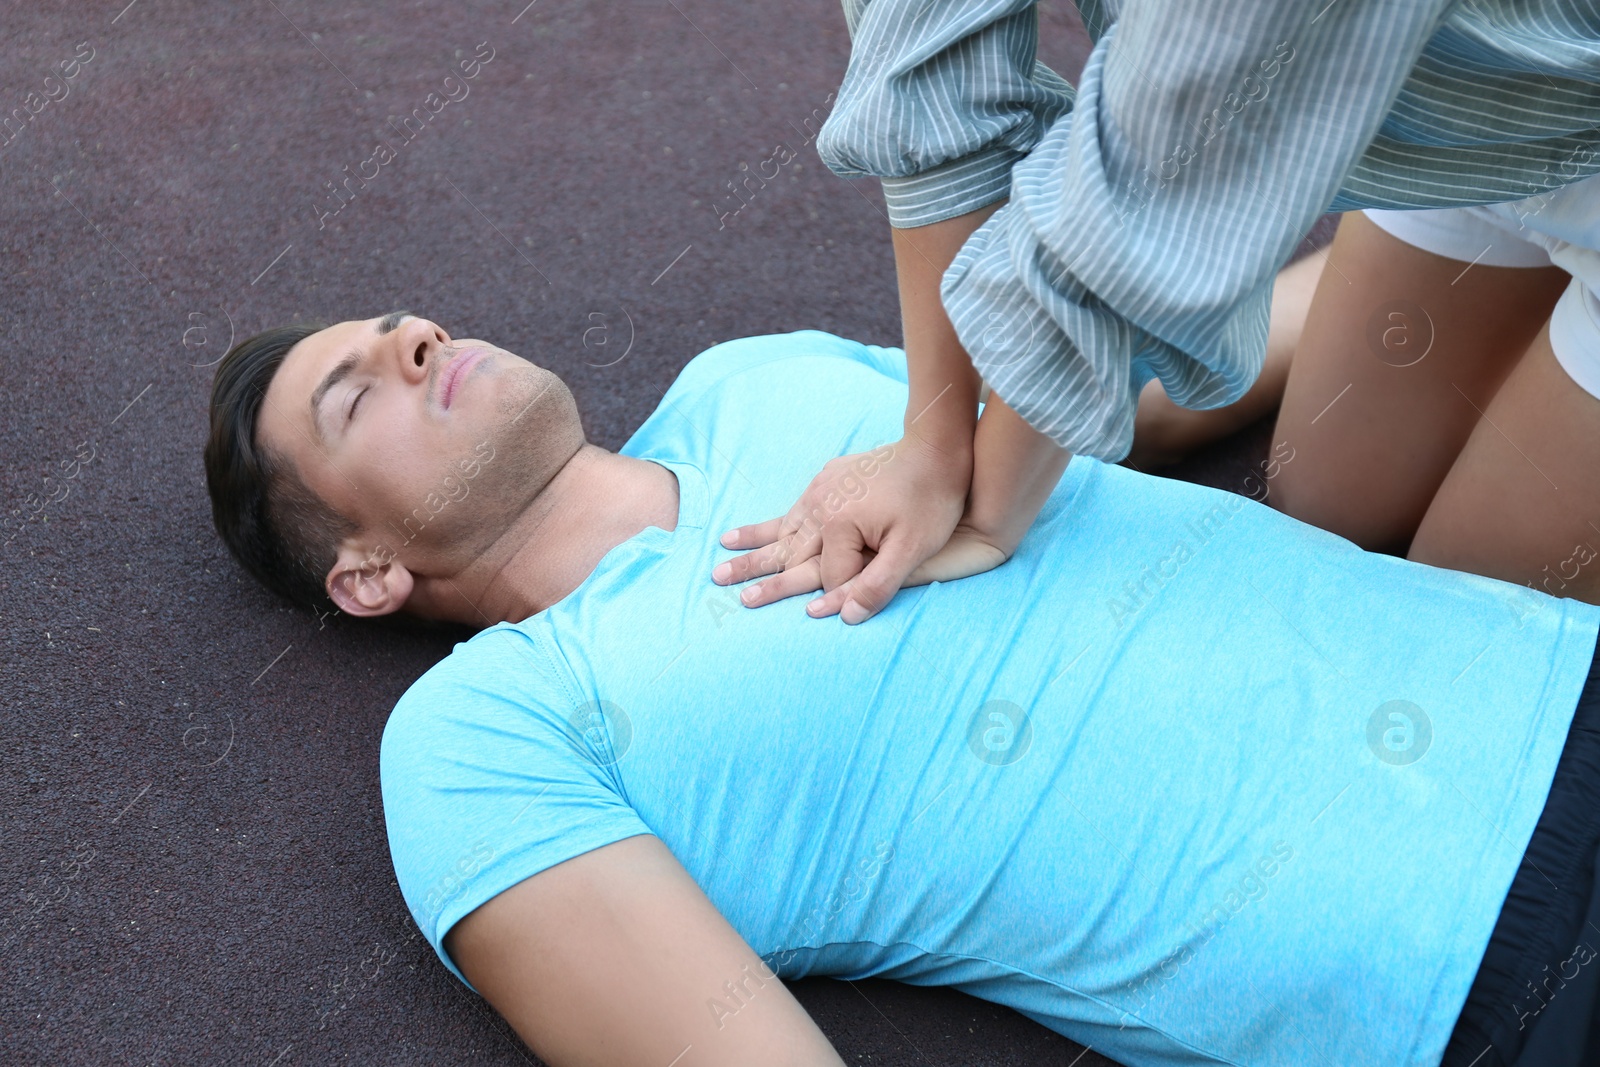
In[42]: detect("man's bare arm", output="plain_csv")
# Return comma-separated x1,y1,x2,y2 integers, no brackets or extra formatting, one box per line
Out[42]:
446,833,847,1067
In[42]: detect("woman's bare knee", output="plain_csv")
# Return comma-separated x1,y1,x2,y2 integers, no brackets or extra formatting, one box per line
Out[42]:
1271,211,1569,552
1410,320,1600,604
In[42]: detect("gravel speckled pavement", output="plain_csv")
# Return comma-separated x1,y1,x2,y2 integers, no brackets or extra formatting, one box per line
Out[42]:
0,2,1333,1063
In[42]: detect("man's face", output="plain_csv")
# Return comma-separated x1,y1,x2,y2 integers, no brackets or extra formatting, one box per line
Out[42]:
256,311,585,613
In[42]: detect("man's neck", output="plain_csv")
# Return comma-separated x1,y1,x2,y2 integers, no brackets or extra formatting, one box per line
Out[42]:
418,445,680,628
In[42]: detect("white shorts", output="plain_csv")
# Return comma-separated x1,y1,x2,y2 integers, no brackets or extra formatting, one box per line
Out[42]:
1361,170,1600,401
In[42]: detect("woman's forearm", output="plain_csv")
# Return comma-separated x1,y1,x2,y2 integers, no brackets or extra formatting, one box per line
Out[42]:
889,198,1008,459
968,387,1073,551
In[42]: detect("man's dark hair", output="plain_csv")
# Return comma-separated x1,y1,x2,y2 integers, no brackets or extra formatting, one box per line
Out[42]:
204,320,359,616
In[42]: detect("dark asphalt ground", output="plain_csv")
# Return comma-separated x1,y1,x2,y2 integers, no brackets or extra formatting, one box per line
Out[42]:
0,2,1334,1063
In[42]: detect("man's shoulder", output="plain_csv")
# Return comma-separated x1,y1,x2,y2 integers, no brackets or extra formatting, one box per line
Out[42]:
667,329,908,401
378,622,556,768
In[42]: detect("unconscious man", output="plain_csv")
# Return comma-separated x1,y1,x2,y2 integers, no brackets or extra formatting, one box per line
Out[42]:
203,313,1600,1067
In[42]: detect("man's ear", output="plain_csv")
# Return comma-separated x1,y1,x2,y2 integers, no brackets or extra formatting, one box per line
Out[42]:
326,544,415,618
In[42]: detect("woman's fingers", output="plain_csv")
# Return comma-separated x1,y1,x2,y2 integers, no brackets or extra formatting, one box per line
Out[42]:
808,536,924,624
837,536,929,624
712,439,974,616
713,515,819,585
817,522,870,594
804,582,852,619
718,518,784,551
735,556,823,608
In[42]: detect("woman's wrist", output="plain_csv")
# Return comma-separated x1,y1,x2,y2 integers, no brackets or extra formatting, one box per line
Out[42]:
903,383,977,464
967,390,1072,552
891,201,1006,469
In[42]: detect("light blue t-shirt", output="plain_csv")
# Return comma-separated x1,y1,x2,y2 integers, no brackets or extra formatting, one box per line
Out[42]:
380,329,1600,1067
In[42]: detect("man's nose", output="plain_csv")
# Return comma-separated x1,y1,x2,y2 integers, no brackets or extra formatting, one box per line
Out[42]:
395,319,450,379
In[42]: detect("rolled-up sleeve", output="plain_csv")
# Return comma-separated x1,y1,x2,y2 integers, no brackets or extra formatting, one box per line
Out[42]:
815,0,1075,228
818,0,1600,462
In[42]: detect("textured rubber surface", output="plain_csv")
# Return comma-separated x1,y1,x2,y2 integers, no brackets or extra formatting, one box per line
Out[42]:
0,1,1333,1063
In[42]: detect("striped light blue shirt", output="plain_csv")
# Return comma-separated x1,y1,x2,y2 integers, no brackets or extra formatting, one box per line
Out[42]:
814,0,1600,462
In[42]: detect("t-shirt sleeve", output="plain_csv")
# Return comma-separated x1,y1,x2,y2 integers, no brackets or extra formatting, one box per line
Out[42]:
378,624,653,990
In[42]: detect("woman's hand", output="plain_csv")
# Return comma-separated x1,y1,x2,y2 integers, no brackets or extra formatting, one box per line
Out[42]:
710,199,1030,627
711,432,972,624
883,389,1073,600
899,520,1012,587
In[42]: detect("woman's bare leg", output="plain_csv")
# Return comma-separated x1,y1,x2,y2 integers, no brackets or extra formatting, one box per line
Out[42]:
1124,251,1325,471
1409,317,1600,603
1267,211,1570,554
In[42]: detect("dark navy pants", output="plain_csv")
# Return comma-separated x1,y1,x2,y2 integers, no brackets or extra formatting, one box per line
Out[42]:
1442,634,1600,1067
